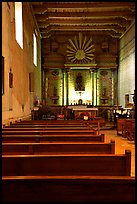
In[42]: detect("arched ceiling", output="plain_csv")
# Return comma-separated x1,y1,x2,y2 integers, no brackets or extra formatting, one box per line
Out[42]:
30,2,135,39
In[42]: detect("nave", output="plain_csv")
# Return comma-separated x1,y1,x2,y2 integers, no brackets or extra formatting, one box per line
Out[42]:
2,2,135,202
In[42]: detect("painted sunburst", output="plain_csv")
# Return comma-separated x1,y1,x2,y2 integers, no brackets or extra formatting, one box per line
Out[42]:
67,32,95,63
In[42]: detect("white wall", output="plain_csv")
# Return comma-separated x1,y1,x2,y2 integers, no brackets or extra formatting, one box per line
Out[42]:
118,21,135,107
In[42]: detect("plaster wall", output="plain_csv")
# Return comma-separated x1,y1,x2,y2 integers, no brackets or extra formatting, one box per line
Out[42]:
118,21,135,107
2,2,41,125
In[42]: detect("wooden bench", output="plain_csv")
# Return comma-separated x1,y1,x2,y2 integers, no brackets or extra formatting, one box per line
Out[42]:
14,119,85,124
3,126,92,130
83,118,106,127
2,140,115,155
11,119,103,133
5,124,89,128
2,128,97,135
13,119,103,128
117,118,135,141
6,119,88,126
2,175,135,202
2,150,131,176
122,119,135,141
126,119,135,141
83,119,106,135
6,120,100,134
116,118,126,135
2,134,105,143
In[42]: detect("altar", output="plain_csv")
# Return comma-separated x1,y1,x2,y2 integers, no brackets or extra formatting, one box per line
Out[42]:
67,105,98,119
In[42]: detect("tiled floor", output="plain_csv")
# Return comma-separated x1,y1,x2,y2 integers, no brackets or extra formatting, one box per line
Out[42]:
100,129,135,177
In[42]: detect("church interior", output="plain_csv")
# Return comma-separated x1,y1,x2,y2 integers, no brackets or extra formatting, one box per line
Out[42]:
2,2,135,202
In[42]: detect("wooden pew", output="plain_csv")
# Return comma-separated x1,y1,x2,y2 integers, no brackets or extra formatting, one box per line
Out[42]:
7,121,102,134
117,118,135,141
6,120,101,135
2,119,134,202
12,119,105,127
14,119,85,124
2,150,131,176
2,128,97,136
2,140,115,155
116,118,125,135
5,124,89,128
126,119,135,141
83,118,106,127
6,119,88,126
2,134,105,143
11,119,105,134
3,126,92,130
2,175,135,202
122,119,135,141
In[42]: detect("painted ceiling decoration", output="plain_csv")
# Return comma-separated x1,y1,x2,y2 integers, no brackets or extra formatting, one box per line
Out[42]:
67,32,95,64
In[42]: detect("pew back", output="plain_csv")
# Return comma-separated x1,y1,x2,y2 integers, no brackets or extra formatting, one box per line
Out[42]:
14,119,84,124
2,150,131,176
2,175,135,202
2,140,115,155
5,124,88,128
2,134,104,143
2,129,97,135
3,126,91,129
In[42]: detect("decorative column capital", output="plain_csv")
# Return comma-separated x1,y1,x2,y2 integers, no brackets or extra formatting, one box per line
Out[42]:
90,68,95,73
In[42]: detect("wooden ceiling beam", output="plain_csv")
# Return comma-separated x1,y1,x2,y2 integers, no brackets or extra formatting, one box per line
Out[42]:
37,18,130,29
39,24,126,33
31,2,135,9
34,11,134,21
32,7,134,14
41,30,121,39
30,2,134,39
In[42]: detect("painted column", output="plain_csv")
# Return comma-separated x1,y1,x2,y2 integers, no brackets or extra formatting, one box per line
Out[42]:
95,68,98,106
92,69,95,106
111,69,114,106
66,68,70,105
45,75,48,100
62,69,65,106
89,69,92,104
116,67,119,105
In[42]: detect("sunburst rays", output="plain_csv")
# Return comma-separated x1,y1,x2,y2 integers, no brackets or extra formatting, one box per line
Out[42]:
67,32,95,63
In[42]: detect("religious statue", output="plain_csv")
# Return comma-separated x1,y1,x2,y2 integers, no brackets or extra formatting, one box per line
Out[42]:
75,72,85,91
51,86,59,104
53,86,57,96
102,87,107,97
101,87,108,105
